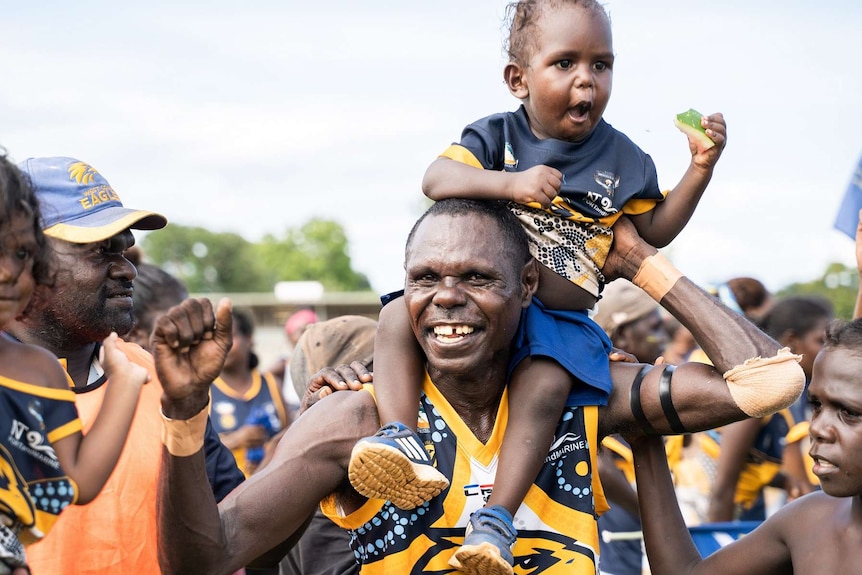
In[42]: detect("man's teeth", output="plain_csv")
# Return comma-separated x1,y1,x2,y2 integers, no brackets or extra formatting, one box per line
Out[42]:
433,325,474,337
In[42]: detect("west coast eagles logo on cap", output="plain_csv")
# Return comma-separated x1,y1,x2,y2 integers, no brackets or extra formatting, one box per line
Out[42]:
67,162,100,185
66,161,122,211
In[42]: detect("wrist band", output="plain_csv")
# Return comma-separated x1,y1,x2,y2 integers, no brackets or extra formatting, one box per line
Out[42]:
632,253,684,302
160,401,209,457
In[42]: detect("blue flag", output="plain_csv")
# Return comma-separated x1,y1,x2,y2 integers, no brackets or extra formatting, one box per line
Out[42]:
834,153,862,239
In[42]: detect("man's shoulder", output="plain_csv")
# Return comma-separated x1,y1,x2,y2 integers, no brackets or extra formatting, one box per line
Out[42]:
767,491,847,541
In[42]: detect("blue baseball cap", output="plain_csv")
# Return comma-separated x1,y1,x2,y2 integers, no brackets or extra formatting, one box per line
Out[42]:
17,156,167,243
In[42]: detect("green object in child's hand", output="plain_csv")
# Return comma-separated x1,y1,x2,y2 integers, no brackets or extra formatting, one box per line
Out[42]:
674,108,715,150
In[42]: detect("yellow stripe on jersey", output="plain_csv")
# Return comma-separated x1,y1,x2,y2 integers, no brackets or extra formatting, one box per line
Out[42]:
586,406,609,516
211,371,263,401
439,144,484,169
46,418,83,445
0,374,77,402
622,193,668,216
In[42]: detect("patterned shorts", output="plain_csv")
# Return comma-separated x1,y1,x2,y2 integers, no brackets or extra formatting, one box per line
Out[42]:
507,202,611,297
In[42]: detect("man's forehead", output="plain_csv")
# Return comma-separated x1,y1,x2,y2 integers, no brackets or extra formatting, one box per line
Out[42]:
411,211,499,245
410,214,497,255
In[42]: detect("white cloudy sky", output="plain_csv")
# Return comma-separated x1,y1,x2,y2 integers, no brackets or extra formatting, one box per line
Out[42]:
3,0,861,295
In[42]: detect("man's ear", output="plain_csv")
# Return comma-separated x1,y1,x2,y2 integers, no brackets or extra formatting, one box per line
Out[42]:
520,259,539,307
504,61,529,99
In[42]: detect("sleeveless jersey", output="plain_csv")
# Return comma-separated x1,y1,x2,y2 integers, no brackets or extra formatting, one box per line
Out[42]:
323,379,608,574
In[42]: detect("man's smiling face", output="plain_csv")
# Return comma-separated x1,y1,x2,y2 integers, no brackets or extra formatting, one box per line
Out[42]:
403,210,533,379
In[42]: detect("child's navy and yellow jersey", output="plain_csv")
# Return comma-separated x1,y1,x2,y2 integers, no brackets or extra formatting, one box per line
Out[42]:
210,369,288,476
440,105,666,297
0,374,80,545
322,378,609,574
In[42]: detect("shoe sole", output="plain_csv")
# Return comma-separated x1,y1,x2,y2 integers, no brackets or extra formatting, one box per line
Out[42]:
448,542,513,575
348,441,449,509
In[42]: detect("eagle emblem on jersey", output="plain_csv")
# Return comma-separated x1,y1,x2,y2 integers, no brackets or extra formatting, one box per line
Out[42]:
360,527,597,574
504,142,519,169
594,170,619,198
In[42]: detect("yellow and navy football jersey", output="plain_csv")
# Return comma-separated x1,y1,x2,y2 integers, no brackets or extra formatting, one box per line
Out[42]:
323,378,608,574
210,370,288,477
0,374,80,544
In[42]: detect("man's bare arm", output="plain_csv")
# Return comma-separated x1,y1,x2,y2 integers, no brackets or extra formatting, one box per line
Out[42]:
153,298,380,574
600,218,803,437
158,389,379,574
629,434,795,575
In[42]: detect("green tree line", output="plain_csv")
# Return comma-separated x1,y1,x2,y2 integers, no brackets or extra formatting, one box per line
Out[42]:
140,219,371,293
141,218,859,318
778,262,860,320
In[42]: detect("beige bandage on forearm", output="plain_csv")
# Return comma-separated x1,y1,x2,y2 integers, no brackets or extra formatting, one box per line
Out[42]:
161,402,209,457
632,253,684,302
723,347,805,418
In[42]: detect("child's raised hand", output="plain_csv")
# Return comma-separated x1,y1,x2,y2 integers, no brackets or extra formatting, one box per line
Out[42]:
688,112,726,172
100,332,149,389
509,164,562,208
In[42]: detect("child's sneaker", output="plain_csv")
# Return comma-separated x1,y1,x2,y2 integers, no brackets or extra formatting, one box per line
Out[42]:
448,505,516,575
348,422,449,509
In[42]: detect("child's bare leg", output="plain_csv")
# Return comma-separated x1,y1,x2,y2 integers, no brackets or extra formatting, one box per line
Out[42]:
488,356,571,512
450,357,571,575
373,299,425,429
348,298,449,509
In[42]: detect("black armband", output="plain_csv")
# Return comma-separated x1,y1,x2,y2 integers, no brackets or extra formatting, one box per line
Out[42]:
658,365,687,434
629,364,656,435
